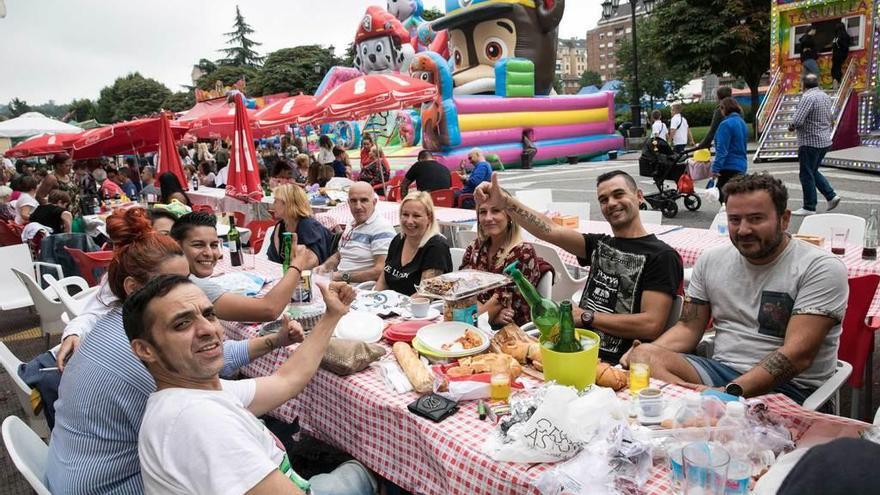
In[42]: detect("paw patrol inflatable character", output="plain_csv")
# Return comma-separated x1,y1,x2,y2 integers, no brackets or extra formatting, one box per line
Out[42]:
409,51,460,151
431,0,564,95
354,6,415,75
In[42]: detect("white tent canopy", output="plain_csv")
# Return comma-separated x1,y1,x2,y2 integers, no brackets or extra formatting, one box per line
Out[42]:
0,112,83,138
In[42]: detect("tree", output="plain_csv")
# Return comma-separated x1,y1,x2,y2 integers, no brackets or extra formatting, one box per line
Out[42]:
579,70,603,88
422,8,444,22
341,42,356,68
217,5,264,67
8,98,31,117
67,98,98,122
96,73,172,123
196,65,261,94
256,45,339,96
651,0,770,132
162,91,195,112
197,58,218,76
552,76,564,95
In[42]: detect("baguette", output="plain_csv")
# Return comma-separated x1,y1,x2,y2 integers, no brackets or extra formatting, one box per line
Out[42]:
392,342,433,393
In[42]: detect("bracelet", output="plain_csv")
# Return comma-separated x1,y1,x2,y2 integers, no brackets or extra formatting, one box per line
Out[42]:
289,266,302,275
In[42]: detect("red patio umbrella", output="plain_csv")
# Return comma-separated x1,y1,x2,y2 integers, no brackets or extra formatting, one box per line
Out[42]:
186,105,283,140
4,132,83,158
226,93,263,202
154,113,188,191
306,74,436,124
70,117,188,160
254,94,318,128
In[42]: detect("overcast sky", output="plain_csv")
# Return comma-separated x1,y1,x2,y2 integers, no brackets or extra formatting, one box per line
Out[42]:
0,0,601,105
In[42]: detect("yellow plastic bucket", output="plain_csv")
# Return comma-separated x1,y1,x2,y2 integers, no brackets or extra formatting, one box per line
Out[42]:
693,148,711,162
540,329,600,391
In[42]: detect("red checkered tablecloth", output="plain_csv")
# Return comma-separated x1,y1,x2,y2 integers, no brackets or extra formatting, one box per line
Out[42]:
315,201,476,229
216,258,871,495
544,222,880,318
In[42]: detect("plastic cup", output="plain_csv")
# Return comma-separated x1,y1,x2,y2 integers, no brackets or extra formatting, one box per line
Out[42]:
682,441,730,495
242,246,256,270
830,227,848,256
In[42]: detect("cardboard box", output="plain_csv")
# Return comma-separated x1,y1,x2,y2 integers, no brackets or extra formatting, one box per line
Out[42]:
550,215,579,229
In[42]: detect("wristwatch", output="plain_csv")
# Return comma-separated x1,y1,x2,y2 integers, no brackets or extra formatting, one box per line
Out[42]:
579,309,595,328
724,382,744,397
341,272,352,283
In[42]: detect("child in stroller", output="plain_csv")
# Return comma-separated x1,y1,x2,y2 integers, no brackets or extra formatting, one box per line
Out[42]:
637,136,701,218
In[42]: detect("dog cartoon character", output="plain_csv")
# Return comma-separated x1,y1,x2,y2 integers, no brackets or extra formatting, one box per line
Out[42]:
410,52,460,151
431,0,565,95
354,6,415,75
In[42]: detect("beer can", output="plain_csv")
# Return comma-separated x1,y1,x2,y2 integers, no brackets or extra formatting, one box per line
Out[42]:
292,269,312,303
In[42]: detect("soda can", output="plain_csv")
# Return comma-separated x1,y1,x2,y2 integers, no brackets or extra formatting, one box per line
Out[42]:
292,270,312,303
281,232,293,274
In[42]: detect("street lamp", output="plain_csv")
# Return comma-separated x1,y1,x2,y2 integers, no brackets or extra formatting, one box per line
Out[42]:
313,62,322,75
602,0,660,138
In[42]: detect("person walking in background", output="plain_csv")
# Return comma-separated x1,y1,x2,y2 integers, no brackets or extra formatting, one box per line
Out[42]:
711,98,749,204
799,25,820,89
789,73,841,216
650,110,668,141
668,103,694,153
830,22,851,89
697,86,733,150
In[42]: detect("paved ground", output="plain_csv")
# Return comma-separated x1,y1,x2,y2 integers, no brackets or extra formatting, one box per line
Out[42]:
1,155,877,492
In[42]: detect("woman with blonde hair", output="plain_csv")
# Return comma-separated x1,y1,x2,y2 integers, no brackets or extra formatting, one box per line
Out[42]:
375,191,452,295
460,194,548,327
293,153,310,184
267,183,332,269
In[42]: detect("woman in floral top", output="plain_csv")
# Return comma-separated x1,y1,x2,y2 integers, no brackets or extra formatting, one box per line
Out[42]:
460,195,546,327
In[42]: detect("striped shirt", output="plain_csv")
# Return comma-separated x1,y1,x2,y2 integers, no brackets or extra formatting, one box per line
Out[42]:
791,87,834,148
46,308,250,494
337,210,396,273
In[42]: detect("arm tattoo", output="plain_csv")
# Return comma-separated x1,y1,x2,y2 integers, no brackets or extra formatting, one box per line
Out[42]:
759,351,798,383
264,334,277,352
421,268,443,279
510,203,553,235
678,296,708,323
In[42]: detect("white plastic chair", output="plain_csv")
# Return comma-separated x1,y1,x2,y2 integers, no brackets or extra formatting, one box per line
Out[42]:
0,244,62,312
256,225,275,260
450,247,465,272
873,405,880,425
798,213,866,246
536,270,553,299
548,201,590,220
639,210,663,225
531,243,587,301
12,268,69,347
42,274,100,318
515,189,553,212
456,230,477,248
0,343,49,439
1,415,51,494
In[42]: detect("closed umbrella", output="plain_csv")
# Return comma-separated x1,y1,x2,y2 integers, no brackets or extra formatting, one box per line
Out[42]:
4,132,82,158
154,113,188,192
225,93,263,202
70,117,188,160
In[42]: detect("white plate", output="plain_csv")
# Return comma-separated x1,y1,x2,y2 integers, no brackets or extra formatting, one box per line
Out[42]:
415,321,489,356
334,311,384,343
351,290,404,313
404,307,441,321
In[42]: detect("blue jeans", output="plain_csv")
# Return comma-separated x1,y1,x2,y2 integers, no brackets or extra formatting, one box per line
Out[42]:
798,146,835,211
683,354,813,405
310,460,377,495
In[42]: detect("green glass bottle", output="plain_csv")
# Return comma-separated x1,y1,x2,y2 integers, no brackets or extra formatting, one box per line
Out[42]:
227,215,243,267
554,301,583,353
281,232,293,274
503,261,559,340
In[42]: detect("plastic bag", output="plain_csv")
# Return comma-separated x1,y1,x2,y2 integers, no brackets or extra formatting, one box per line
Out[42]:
687,158,713,181
677,172,695,194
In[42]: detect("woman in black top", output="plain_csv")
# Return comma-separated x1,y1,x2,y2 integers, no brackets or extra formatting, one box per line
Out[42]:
375,191,452,295
267,183,332,269
30,189,73,234
158,172,191,206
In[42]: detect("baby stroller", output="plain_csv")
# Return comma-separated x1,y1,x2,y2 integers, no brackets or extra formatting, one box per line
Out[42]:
637,137,701,218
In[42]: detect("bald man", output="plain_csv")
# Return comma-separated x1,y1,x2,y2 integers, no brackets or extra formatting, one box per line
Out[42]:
314,182,396,283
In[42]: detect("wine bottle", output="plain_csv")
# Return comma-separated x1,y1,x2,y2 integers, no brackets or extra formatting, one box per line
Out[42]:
503,261,559,340
554,301,583,353
228,215,243,267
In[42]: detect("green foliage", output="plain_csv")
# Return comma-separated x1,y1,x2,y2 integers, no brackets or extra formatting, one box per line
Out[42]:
162,91,195,112
7,98,31,117
196,65,260,91
217,5,264,67
579,70,602,88
95,72,171,123
552,76,563,95
256,45,339,96
615,17,692,105
68,98,98,122
422,7,444,22
30,100,69,119
341,42,356,68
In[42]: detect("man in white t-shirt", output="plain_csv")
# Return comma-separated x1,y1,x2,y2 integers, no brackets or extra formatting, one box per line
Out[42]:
125,275,377,495
668,103,694,153
622,173,848,407
650,110,668,142
314,182,395,284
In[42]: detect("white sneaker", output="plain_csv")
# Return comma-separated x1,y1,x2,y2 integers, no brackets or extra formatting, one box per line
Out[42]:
792,208,816,216
827,195,842,211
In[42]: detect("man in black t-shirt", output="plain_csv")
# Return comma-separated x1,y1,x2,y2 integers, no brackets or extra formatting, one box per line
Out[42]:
402,150,452,193
475,171,683,363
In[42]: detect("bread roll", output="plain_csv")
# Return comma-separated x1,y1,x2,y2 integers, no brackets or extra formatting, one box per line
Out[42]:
392,342,433,393
596,362,628,391
447,353,522,378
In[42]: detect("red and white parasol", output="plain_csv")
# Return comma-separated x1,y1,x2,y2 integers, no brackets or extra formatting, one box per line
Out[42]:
4,132,83,158
305,74,436,124
225,93,263,202
254,94,318,128
70,117,188,160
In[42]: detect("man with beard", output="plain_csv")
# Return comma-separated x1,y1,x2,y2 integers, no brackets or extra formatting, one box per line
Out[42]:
621,173,848,405
475,171,682,364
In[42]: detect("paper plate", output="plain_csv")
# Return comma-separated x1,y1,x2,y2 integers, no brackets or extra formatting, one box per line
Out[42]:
334,311,384,343
415,322,489,357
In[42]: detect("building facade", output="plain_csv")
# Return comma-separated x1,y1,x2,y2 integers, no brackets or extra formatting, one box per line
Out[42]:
556,38,588,94
586,1,649,82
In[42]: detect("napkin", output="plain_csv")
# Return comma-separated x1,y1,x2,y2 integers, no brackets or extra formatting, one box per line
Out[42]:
210,272,267,296
372,360,413,394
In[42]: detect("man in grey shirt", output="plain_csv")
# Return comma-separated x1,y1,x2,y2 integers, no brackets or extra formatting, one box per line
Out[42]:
623,173,848,405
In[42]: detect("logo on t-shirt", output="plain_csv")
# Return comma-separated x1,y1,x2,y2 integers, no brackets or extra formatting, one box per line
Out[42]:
757,291,794,339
